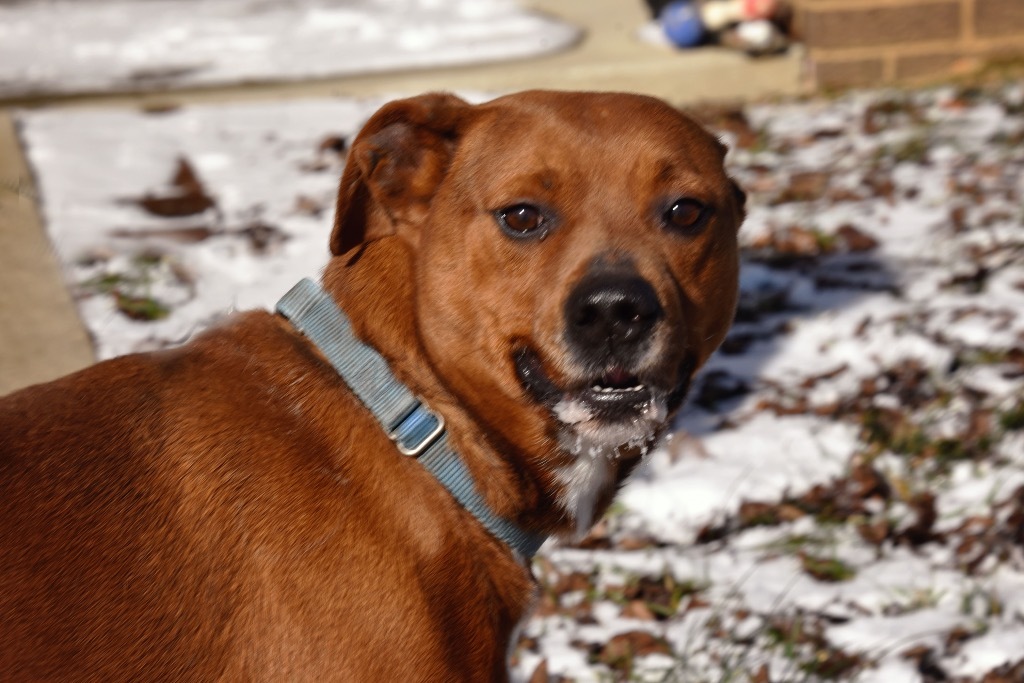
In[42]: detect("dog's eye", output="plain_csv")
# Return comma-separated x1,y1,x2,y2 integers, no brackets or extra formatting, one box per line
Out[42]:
496,204,545,238
663,198,708,233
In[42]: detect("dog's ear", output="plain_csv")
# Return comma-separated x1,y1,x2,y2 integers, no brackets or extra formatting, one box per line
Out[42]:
730,178,747,225
714,137,746,227
330,92,469,256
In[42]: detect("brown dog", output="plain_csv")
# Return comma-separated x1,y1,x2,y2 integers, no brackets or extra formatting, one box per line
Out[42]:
0,91,743,681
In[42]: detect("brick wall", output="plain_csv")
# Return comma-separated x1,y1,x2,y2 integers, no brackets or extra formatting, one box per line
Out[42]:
793,0,1024,88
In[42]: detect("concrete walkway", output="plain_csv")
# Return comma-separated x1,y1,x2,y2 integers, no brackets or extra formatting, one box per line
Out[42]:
0,113,96,395
0,0,805,395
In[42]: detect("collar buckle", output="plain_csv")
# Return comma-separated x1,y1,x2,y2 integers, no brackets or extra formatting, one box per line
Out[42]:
389,402,445,457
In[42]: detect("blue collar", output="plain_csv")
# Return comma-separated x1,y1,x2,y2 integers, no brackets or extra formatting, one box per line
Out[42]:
276,278,546,560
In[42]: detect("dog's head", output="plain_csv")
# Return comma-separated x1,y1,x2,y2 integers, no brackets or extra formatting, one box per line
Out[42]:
331,91,743,532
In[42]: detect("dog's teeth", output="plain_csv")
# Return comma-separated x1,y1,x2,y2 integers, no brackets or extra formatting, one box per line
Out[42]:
591,384,646,394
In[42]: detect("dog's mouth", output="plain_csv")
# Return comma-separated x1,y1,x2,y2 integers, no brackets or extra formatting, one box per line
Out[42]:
575,368,654,420
513,346,695,451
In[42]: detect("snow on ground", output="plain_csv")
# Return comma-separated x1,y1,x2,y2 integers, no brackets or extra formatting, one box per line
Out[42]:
0,0,578,97
18,82,1024,681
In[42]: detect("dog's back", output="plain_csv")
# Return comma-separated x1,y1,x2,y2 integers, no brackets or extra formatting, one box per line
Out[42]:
0,311,508,681
1,312,286,678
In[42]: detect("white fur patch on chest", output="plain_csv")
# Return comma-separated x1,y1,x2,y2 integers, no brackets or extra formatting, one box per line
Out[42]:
553,396,667,537
554,446,614,536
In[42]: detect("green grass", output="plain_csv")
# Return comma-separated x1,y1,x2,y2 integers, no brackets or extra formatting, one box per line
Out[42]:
999,402,1024,431
77,251,179,322
113,292,170,321
800,554,857,583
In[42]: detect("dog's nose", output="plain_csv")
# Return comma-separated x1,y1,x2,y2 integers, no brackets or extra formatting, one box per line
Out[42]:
565,274,663,358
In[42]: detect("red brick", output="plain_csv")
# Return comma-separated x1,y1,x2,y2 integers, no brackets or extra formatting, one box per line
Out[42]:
801,2,961,48
976,0,1024,37
895,52,961,79
814,58,887,87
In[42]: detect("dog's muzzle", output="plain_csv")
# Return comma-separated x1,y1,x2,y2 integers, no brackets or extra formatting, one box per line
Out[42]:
513,270,695,439
564,272,662,367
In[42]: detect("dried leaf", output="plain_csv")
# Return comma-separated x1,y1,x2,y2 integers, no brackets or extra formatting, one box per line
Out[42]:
135,157,216,217
621,600,657,621
317,134,348,156
597,631,671,670
836,224,879,252
527,658,548,683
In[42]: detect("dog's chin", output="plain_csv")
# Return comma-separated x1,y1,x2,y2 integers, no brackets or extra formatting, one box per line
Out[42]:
553,393,667,461
513,346,694,537
513,347,694,459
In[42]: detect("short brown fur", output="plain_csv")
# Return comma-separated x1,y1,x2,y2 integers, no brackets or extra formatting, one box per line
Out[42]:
0,91,743,681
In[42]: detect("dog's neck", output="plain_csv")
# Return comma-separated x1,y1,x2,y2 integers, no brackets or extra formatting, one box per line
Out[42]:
320,238,573,539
